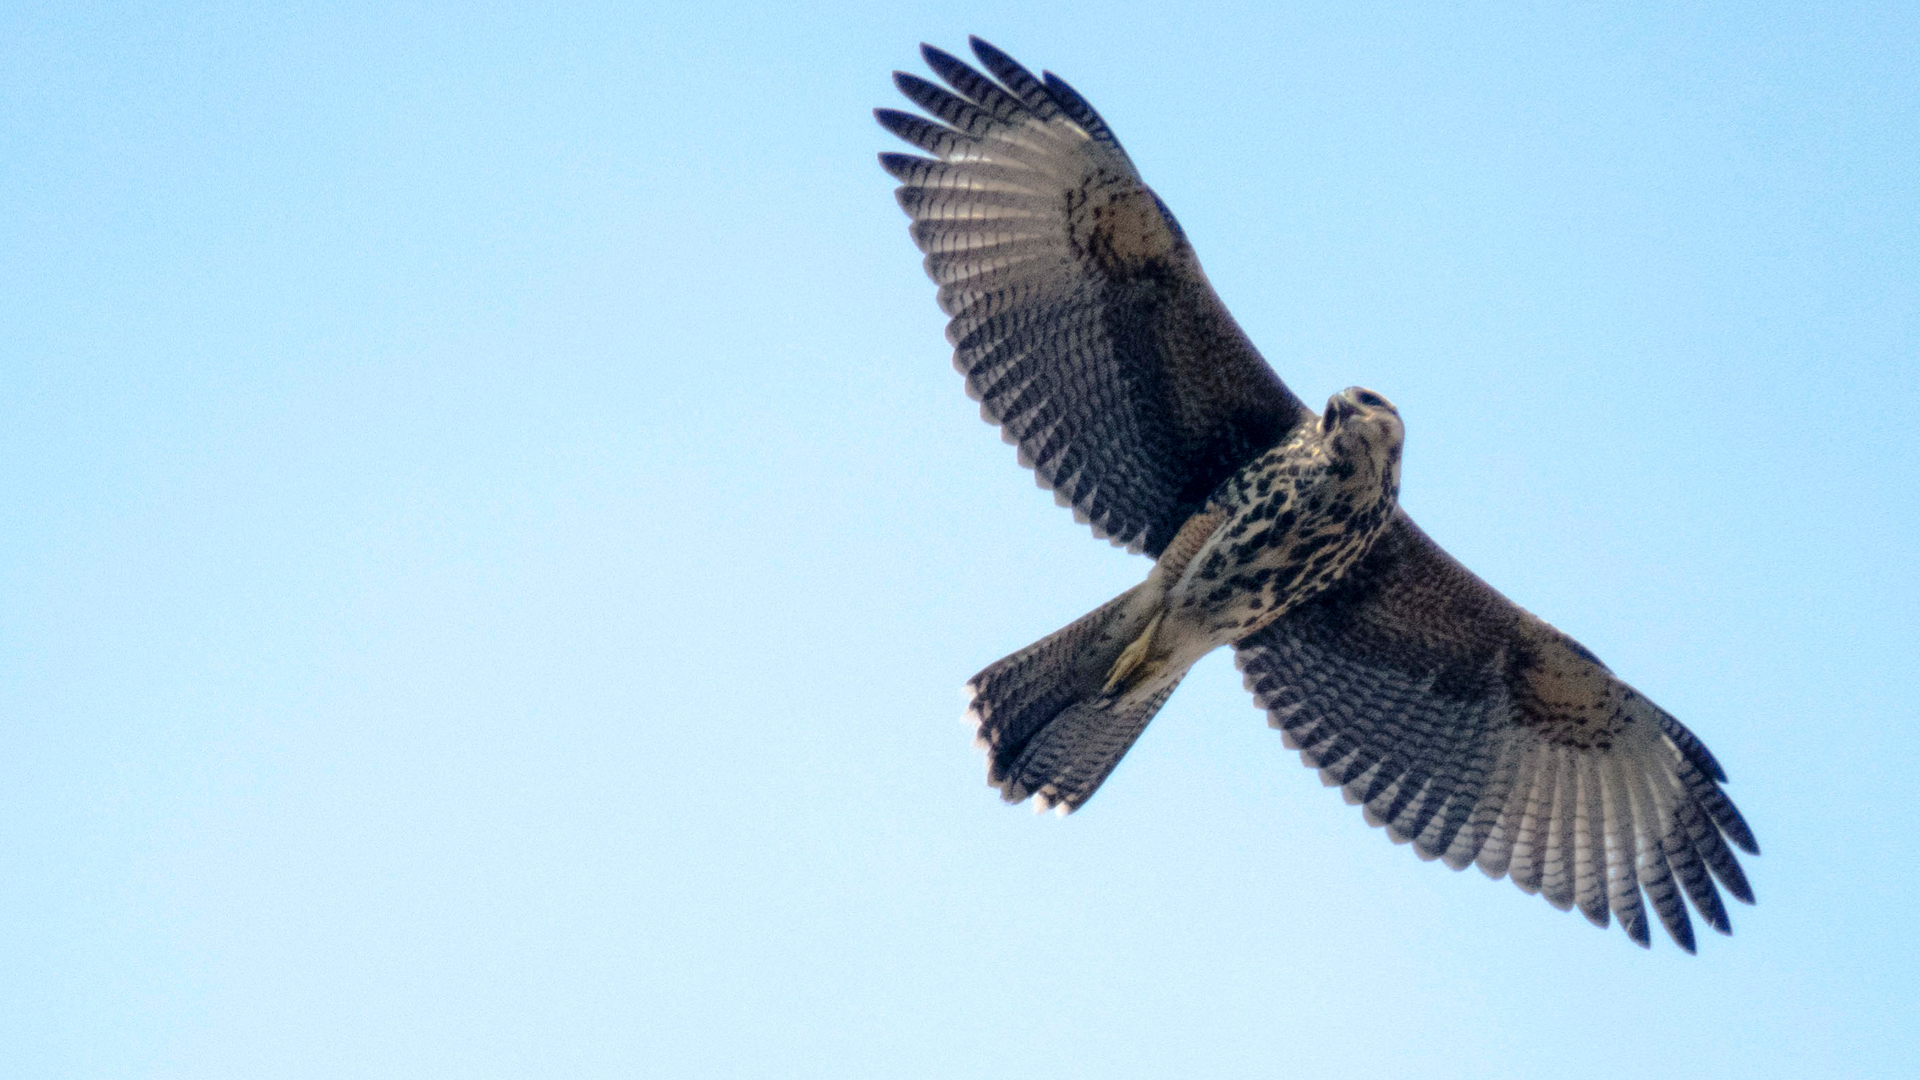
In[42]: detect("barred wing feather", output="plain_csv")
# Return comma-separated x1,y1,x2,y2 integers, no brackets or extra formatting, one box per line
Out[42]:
1237,515,1759,951
878,38,1306,557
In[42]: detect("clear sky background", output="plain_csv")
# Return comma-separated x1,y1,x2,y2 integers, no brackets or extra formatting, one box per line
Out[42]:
4,2,1917,1076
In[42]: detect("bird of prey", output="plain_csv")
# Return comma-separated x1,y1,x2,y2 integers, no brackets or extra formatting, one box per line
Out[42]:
876,38,1757,951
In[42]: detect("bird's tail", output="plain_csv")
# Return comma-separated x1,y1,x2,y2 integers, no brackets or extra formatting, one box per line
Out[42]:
965,584,1188,813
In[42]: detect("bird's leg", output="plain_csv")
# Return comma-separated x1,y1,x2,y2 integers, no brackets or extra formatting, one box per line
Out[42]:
1103,510,1225,697
1103,609,1165,696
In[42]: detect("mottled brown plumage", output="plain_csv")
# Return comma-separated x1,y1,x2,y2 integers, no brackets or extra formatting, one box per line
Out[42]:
879,38,1756,951
969,387,1403,813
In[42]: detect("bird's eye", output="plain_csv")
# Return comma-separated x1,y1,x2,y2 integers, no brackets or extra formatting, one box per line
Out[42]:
1356,390,1385,409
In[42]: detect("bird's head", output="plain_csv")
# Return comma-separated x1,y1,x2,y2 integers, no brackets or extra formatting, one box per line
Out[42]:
1322,386,1404,490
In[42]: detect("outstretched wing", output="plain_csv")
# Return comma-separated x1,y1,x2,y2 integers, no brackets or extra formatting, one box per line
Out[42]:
1235,515,1759,951
877,38,1307,557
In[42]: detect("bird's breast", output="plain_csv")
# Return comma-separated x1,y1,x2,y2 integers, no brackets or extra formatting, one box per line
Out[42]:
1166,451,1396,645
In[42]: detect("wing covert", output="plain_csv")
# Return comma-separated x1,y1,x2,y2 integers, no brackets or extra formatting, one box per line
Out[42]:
1235,514,1759,951
879,38,1307,556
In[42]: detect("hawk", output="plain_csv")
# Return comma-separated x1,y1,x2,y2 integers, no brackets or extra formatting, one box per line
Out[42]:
877,38,1757,951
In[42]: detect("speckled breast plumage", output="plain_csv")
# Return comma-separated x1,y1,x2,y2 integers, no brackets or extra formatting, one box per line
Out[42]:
1172,422,1402,643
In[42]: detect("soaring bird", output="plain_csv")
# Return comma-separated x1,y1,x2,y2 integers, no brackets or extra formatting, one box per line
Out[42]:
876,38,1756,951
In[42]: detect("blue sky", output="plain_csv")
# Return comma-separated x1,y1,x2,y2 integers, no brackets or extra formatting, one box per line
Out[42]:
4,2,1917,1076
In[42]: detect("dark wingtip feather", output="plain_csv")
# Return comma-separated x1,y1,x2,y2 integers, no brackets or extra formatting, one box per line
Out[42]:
873,107,917,135
966,36,1062,119
892,70,937,100
1667,716,1729,782
873,107,946,154
1041,71,1119,145
876,151,937,184
920,41,961,72
1721,805,1761,856
1661,903,1697,953
921,45,975,90
968,36,1023,79
952,37,1125,149
1622,907,1651,948
1713,853,1756,906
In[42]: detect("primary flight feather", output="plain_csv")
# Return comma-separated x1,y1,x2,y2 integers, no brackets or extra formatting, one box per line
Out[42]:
877,37,1756,951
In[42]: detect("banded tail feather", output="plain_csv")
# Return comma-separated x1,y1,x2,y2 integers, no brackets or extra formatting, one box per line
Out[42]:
966,585,1187,813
